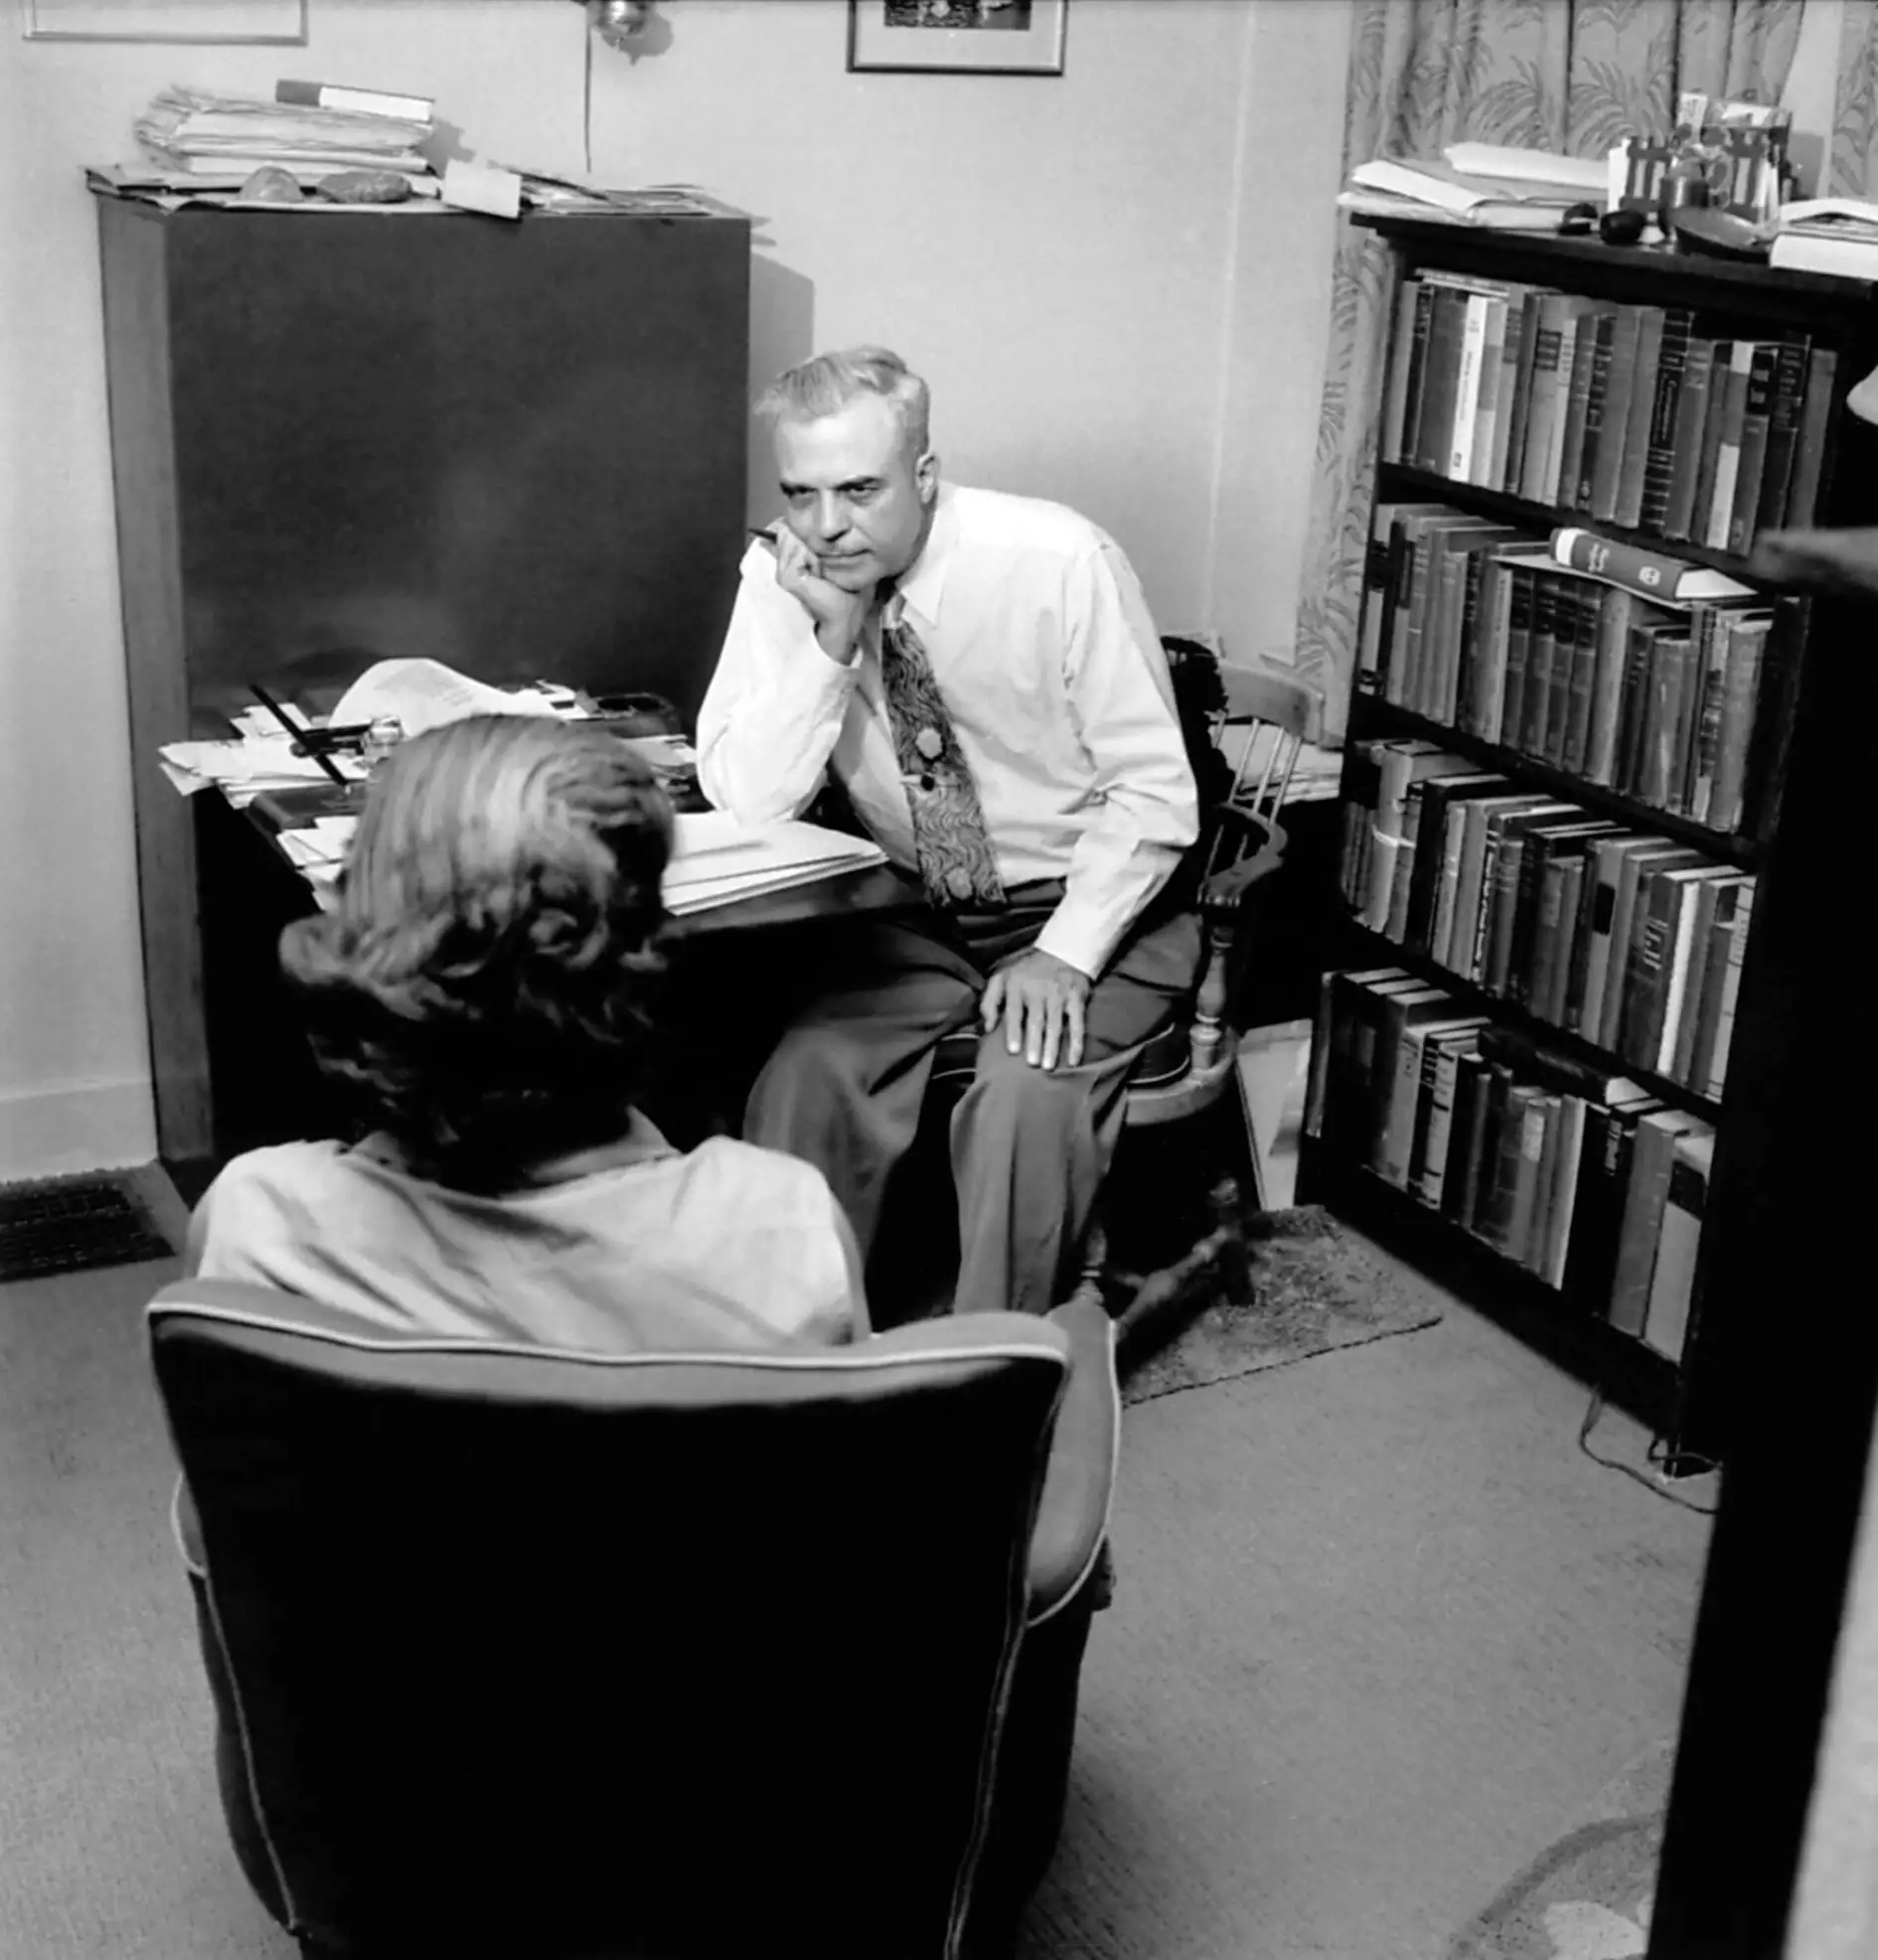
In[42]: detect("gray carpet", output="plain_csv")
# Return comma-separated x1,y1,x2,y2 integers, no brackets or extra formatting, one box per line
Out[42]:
2,1232,1711,1960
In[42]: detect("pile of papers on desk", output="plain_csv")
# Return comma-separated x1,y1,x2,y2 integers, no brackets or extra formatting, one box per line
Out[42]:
134,86,433,183
158,734,369,804
663,813,886,916
267,809,885,916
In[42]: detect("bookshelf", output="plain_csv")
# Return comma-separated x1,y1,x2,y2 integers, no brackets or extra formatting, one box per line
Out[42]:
1298,216,1878,1462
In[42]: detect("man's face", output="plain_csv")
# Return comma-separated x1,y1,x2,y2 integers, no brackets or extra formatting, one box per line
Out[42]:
773,393,936,594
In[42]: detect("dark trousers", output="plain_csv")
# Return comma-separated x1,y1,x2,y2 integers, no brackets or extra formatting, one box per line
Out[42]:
744,880,1201,1317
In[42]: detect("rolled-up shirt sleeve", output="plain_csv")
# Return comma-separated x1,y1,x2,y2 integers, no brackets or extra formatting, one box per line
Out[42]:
696,544,861,823
1034,539,1199,980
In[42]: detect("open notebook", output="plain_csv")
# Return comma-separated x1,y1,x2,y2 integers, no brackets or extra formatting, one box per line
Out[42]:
663,812,886,916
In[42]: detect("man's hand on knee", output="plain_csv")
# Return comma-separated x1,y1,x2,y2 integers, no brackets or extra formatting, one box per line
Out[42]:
981,950,1091,1071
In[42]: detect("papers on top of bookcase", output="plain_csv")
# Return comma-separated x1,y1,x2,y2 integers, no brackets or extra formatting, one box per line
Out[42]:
1441,143,1608,194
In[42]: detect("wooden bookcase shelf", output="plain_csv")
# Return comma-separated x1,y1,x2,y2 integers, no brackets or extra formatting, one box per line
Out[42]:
1337,917,1724,1124
1305,217,1878,1464
1347,690,1761,868
1378,460,1762,578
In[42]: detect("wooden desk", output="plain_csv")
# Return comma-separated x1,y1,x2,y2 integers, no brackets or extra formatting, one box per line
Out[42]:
166,785,921,1201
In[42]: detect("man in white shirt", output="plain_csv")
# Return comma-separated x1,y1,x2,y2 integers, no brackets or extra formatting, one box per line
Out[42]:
697,347,1199,1316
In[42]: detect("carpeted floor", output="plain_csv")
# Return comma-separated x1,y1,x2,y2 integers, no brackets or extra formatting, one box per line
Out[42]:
2,1225,1711,1960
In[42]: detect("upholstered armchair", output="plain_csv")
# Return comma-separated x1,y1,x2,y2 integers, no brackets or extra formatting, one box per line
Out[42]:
147,1281,1118,1960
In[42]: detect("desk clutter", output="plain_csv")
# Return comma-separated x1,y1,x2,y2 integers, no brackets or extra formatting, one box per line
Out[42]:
156,657,882,914
90,78,725,222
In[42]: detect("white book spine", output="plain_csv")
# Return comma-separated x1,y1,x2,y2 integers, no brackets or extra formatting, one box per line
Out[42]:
1449,295,1491,480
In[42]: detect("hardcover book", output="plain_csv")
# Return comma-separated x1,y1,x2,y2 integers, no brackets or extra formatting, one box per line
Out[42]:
1642,1129,1717,1361
1636,307,1695,533
1661,336,1719,541
1608,305,1669,529
1609,1108,1709,1335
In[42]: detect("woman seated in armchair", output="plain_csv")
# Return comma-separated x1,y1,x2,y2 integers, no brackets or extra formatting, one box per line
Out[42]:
187,713,868,1352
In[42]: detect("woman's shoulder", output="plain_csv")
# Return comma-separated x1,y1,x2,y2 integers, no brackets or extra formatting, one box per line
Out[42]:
196,1139,403,1230
683,1134,842,1207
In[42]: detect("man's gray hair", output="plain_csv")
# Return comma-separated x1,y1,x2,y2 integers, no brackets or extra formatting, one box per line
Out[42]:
754,346,931,457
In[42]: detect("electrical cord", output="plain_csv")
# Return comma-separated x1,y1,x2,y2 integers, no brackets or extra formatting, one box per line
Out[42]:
1578,1387,1720,1515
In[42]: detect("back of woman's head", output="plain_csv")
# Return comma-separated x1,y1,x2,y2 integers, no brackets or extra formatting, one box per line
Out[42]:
281,714,674,1186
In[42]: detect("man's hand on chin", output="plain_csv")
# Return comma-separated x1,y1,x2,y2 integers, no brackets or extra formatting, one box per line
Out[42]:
981,949,1092,1072
771,528,873,665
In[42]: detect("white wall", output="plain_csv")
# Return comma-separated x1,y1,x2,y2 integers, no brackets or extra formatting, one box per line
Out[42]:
0,0,1346,1182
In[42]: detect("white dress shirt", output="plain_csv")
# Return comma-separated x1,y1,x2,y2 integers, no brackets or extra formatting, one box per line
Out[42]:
696,483,1198,979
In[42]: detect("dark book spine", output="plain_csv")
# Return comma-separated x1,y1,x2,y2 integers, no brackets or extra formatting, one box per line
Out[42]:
1542,854,1588,1026
1560,584,1602,774
1541,583,1582,770
1442,1052,1487,1220
1498,565,1534,747
1398,280,1438,472
1404,783,1457,957
1560,309,1611,513
1484,837,1527,995
1782,347,1840,528
1521,574,1560,758
1505,831,1559,1008
1580,309,1629,513
1500,295,1544,496
1661,338,1716,542
1614,623,1660,799
1753,334,1810,537
1459,1061,1512,1232
1453,547,1488,731
1637,309,1694,534
1726,341,1781,555
1561,1103,1638,1312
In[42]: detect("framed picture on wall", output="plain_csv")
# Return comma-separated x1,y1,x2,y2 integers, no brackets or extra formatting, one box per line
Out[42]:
19,0,307,42
847,0,1066,76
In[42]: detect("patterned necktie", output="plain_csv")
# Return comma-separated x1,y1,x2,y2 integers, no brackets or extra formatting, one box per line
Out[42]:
877,600,1007,909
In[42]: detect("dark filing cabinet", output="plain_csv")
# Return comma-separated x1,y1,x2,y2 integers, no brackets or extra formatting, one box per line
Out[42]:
92,193,752,1195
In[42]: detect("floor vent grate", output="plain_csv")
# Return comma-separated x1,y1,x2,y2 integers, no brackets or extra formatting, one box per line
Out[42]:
0,1174,176,1282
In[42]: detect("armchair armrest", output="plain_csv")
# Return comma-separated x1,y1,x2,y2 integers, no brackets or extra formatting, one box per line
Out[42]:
1027,1287,1120,1623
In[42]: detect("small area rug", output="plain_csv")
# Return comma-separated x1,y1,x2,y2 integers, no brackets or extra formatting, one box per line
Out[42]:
1444,1743,1674,1960
1117,1202,1444,1406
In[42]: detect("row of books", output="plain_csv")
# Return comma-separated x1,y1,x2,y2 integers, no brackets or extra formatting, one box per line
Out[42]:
1340,746,1753,1097
1359,510,1790,835
1307,971,1718,1360
1381,268,1837,554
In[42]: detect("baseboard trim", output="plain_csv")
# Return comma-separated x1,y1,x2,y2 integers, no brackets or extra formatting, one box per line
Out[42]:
0,1077,157,1186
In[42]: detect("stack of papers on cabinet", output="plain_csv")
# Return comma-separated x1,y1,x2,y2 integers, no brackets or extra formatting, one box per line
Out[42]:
664,813,886,916
134,86,433,181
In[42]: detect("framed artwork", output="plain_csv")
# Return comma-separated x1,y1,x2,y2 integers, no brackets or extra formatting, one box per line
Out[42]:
847,0,1066,76
19,0,307,43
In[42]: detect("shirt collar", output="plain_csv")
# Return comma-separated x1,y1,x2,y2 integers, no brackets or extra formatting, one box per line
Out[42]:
888,481,958,631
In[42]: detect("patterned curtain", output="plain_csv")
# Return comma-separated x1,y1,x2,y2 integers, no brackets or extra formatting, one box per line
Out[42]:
1832,1,1878,196
1294,0,1805,745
